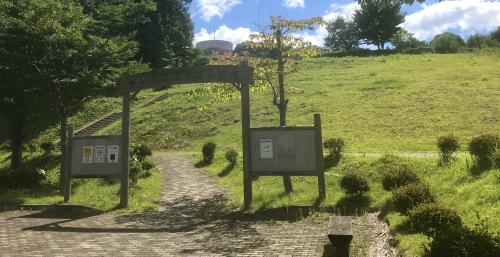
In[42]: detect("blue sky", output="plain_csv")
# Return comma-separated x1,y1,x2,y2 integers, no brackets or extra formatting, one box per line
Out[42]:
189,0,500,48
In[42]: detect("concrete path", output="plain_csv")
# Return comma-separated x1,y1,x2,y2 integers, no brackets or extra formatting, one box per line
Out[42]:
0,153,330,257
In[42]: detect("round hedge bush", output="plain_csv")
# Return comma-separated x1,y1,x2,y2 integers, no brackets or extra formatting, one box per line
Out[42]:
340,171,370,195
409,203,462,237
392,182,435,214
468,134,499,169
382,165,420,191
437,135,460,163
225,149,238,165
202,142,216,162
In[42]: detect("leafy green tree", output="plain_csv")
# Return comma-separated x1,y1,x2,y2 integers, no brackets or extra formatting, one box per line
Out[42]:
491,26,500,42
78,0,195,69
466,34,496,49
431,32,465,53
354,0,405,50
0,0,144,173
324,17,359,51
390,28,426,51
249,16,324,193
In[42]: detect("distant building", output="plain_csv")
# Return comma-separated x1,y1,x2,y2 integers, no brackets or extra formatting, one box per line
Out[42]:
196,40,233,55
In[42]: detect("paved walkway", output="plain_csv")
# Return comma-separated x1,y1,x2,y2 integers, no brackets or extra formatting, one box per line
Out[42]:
0,153,329,257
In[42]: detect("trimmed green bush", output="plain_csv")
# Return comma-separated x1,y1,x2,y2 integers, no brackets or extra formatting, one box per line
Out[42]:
431,32,465,53
340,171,370,195
468,134,500,169
202,142,216,162
130,144,152,162
392,183,435,214
324,137,345,167
382,165,420,191
409,203,462,237
40,141,56,155
225,149,238,166
437,135,460,164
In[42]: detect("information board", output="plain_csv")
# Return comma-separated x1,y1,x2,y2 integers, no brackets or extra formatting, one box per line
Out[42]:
70,135,123,177
250,127,318,175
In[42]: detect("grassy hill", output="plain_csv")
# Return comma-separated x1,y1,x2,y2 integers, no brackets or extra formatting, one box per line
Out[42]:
94,49,500,153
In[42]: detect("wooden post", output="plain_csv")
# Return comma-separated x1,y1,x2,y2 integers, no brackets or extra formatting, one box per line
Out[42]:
241,82,252,209
63,126,73,203
120,93,130,208
314,114,326,200
328,216,353,257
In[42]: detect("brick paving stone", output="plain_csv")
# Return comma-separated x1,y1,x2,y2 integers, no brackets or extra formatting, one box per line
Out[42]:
0,153,329,257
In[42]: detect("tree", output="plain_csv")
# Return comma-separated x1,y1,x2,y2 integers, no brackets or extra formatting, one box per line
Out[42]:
466,34,496,49
354,0,405,49
431,32,465,53
0,0,144,175
249,16,324,193
78,0,195,69
389,28,425,51
324,17,359,51
491,26,500,42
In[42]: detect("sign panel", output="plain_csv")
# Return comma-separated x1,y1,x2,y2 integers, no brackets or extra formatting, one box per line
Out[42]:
70,135,123,177
94,145,105,163
250,127,317,175
82,146,93,164
259,139,273,159
107,145,119,163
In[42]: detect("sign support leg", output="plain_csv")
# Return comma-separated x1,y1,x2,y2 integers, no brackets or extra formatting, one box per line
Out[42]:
314,114,326,200
63,127,73,203
120,93,130,208
241,83,252,209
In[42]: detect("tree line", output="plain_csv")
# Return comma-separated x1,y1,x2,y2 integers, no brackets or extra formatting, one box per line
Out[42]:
0,0,198,171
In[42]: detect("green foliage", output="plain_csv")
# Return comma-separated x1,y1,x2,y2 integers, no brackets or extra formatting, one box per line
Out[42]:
354,0,405,49
202,142,217,163
426,216,500,257
431,32,465,54
382,165,420,191
390,29,426,52
324,138,345,168
340,171,370,195
324,17,359,51
130,144,152,162
436,134,460,164
40,141,56,155
225,149,238,166
468,134,500,169
392,182,435,214
491,26,500,42
467,34,497,49
409,203,462,237
0,166,46,189
493,148,500,169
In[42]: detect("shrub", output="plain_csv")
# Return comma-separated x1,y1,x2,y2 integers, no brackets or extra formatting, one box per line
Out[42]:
468,134,500,169
40,141,56,155
130,144,152,162
392,182,434,214
493,148,500,169
430,32,465,53
129,162,142,187
324,138,345,167
202,142,216,162
340,171,370,195
437,135,460,164
382,165,420,191
409,203,462,237
141,159,155,170
1,166,46,189
426,217,500,257
225,149,238,166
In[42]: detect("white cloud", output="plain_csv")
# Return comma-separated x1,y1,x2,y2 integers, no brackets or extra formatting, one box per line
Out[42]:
283,0,305,9
323,2,360,22
403,0,500,40
194,25,256,48
196,0,242,22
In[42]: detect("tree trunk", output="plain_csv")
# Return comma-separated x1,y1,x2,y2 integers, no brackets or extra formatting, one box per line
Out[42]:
276,28,293,194
9,111,25,170
59,114,68,192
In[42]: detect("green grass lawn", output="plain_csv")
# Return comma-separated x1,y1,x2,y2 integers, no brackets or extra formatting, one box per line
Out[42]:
0,152,162,212
97,49,499,153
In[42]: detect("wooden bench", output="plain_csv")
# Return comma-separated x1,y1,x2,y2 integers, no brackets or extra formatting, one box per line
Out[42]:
328,216,353,257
